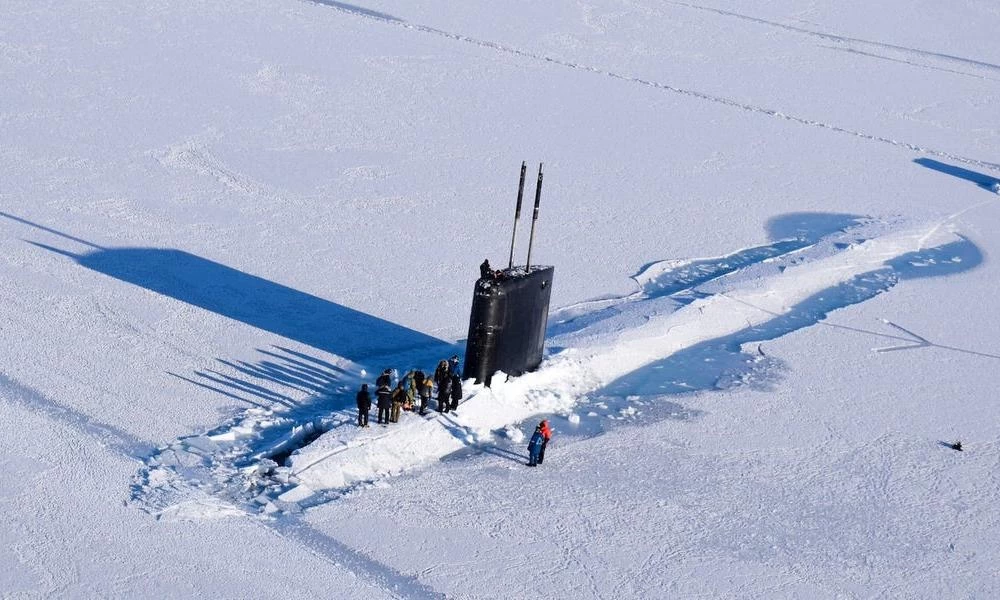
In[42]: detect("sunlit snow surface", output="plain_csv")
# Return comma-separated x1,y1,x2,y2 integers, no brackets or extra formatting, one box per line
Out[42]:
2,0,999,597
134,215,978,516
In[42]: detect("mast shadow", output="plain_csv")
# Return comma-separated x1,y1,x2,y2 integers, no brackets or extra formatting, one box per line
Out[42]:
2,212,450,363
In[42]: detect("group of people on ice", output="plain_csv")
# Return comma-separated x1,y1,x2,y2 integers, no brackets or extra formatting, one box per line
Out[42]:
354,354,555,467
354,355,463,427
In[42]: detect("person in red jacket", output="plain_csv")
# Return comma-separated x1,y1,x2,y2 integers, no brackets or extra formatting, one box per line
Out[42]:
537,420,552,465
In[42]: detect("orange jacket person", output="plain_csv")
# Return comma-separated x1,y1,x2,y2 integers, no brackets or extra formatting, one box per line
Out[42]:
538,420,552,465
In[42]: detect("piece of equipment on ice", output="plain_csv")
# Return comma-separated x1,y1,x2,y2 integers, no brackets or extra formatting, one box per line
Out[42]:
463,162,554,386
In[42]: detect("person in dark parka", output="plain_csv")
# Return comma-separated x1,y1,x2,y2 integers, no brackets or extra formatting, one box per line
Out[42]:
376,368,393,389
480,259,493,280
433,360,449,387
376,383,392,425
415,370,430,414
391,381,406,423
356,384,371,428
449,373,462,413
436,375,451,413
527,425,544,467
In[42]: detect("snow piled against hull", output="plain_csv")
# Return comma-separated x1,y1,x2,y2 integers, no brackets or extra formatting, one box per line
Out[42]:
134,216,976,515
291,220,970,496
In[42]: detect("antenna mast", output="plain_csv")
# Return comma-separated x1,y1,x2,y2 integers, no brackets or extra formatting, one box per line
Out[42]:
525,163,543,269
508,161,526,269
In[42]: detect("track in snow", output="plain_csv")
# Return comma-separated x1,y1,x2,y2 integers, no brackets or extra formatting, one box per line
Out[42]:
303,0,1000,174
664,1,1000,75
0,373,154,459
262,516,445,600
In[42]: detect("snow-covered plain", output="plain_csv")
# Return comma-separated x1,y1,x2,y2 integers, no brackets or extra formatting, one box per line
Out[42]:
2,0,1000,597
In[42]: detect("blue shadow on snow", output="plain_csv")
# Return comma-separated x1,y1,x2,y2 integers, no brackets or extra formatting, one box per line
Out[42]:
599,235,983,401
302,0,403,22
914,158,1000,192
169,346,354,411
2,212,449,363
41,246,448,360
548,212,866,339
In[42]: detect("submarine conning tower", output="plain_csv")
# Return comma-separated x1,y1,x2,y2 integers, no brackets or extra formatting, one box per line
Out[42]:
463,162,554,386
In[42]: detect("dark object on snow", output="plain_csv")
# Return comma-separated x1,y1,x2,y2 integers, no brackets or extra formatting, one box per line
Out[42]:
436,376,451,413
449,373,462,411
464,162,554,386
525,163,543,269
356,384,371,427
375,384,392,425
949,441,963,451
527,426,544,466
376,368,392,389
463,266,553,385
508,161,526,268
537,420,552,464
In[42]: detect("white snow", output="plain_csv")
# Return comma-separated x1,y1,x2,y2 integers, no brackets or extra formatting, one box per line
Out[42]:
2,0,1000,597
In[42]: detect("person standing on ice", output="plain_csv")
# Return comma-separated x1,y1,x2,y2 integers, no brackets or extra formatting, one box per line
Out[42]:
376,382,392,425
434,360,449,387
420,374,433,414
436,374,451,413
537,420,552,464
448,354,460,376
449,372,462,413
480,258,493,280
376,368,393,389
356,384,371,428
414,369,430,414
527,425,545,467
403,370,417,411
390,381,406,423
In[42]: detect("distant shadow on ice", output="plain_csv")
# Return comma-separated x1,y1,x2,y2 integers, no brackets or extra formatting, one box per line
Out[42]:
302,0,402,22
914,158,1000,192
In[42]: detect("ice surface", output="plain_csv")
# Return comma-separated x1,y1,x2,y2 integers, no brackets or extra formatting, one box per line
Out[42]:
2,0,999,597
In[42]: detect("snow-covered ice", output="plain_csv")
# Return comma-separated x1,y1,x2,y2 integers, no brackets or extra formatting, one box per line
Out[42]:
2,0,1000,597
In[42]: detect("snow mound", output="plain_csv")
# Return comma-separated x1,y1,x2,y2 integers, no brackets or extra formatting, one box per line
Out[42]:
281,220,971,503
132,217,979,518
503,425,525,443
